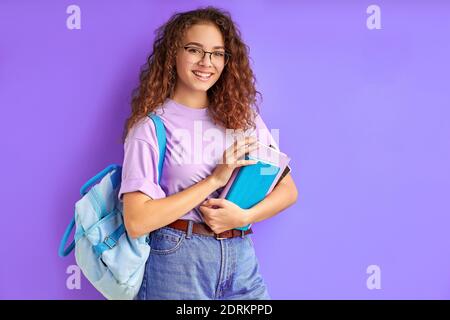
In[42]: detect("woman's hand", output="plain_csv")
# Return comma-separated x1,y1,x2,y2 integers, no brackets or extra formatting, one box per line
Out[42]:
199,198,250,234
209,136,259,189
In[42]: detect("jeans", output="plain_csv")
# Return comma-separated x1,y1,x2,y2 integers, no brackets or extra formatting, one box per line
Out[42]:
135,220,270,300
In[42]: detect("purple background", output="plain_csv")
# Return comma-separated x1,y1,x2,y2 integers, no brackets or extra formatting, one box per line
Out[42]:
1,0,449,299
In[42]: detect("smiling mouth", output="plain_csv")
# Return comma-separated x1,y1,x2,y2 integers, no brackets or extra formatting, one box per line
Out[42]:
192,70,213,81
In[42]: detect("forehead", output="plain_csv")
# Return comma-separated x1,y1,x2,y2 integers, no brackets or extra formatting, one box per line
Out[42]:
182,23,224,48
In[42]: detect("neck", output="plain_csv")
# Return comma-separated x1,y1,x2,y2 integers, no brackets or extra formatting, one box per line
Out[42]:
172,83,209,109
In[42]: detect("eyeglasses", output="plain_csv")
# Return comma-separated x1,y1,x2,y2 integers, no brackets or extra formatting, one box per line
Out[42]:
183,45,231,66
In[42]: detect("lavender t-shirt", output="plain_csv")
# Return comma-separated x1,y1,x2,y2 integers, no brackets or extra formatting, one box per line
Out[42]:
118,98,280,223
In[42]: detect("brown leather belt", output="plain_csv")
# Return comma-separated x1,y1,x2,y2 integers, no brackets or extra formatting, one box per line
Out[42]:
166,219,253,240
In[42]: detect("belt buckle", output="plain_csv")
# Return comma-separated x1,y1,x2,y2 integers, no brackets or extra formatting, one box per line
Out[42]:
215,233,227,240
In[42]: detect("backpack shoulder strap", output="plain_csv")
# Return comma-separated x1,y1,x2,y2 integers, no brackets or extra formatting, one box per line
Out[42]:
58,114,166,258
147,113,167,184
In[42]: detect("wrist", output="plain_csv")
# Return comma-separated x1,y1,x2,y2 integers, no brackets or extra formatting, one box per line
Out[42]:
205,175,222,190
244,207,255,225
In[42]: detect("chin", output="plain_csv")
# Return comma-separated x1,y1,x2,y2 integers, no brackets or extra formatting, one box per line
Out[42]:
190,81,214,92
189,75,216,90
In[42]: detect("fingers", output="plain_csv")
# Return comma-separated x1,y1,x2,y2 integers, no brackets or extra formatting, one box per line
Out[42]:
199,203,224,226
202,198,227,207
199,204,214,216
224,136,258,164
199,204,225,234
235,142,259,160
234,136,257,154
228,136,257,155
236,159,258,167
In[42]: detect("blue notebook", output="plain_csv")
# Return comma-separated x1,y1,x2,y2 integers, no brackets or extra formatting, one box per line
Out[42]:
218,142,291,231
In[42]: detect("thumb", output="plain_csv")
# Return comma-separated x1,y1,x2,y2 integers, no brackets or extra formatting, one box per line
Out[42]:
202,198,227,208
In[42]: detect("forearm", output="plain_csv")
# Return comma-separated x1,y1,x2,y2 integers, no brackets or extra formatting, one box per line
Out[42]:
246,181,298,225
131,176,220,237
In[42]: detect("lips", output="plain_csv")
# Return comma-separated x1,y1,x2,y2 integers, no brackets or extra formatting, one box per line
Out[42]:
192,70,213,81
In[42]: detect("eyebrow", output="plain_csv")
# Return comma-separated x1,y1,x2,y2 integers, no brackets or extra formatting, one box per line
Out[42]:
185,42,225,50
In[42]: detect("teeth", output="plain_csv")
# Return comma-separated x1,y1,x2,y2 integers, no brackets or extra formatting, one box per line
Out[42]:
193,71,212,78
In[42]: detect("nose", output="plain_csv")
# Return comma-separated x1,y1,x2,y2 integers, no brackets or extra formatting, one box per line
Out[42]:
198,52,213,68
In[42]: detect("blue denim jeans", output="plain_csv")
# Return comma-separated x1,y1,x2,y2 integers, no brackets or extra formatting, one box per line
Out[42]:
135,220,270,300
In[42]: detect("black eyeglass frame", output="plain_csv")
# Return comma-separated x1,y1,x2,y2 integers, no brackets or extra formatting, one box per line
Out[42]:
183,45,231,66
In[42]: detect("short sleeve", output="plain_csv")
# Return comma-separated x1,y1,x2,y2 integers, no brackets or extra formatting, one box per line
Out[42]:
252,112,280,151
118,118,166,202
252,111,292,175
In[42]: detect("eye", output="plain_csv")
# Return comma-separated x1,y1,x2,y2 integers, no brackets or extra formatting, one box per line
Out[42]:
213,51,225,58
187,47,202,54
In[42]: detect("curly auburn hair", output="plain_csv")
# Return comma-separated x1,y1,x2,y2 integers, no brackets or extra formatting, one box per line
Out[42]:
121,6,262,143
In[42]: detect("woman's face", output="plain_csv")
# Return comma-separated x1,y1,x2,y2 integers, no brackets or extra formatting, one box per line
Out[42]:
175,23,227,95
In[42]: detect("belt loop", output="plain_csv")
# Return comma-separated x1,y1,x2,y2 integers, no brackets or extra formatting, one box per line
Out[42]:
241,229,245,238
186,220,193,239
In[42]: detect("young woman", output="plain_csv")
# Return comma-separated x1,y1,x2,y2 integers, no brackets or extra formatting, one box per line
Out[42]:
118,6,298,300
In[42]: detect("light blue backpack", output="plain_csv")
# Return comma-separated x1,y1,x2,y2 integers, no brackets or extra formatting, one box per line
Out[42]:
58,113,166,300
